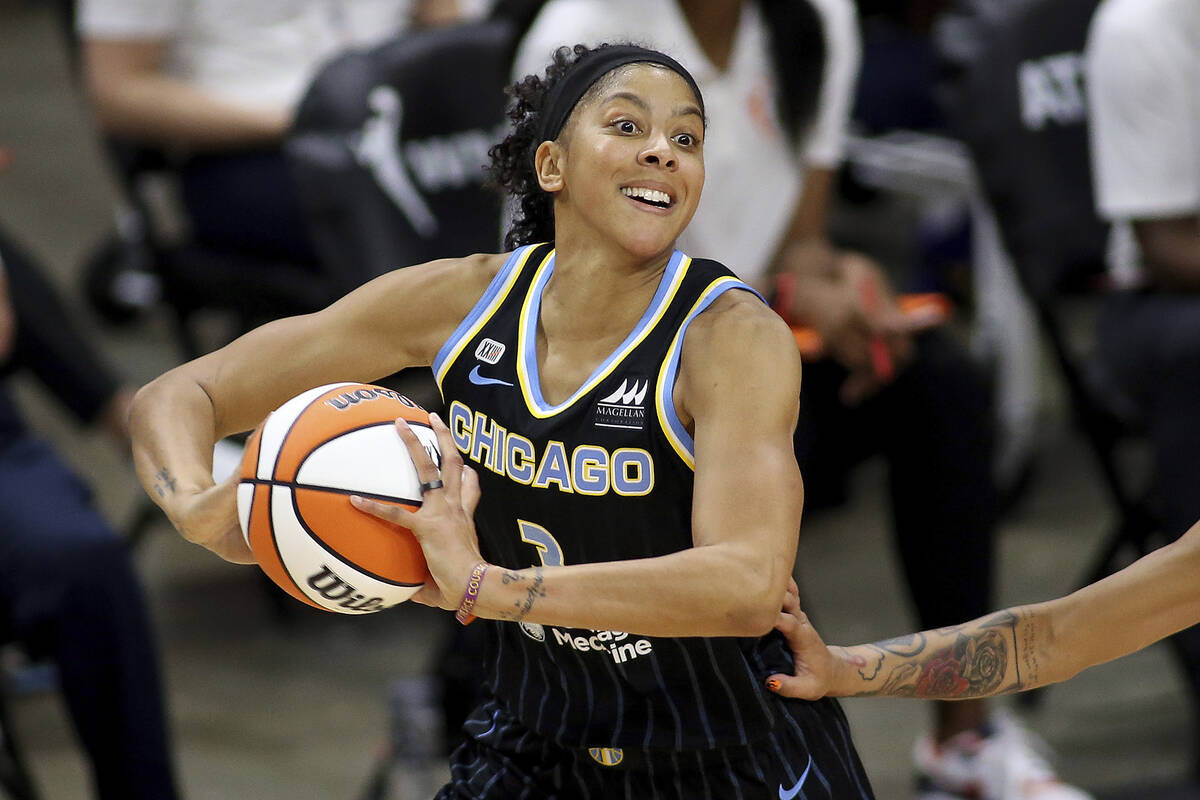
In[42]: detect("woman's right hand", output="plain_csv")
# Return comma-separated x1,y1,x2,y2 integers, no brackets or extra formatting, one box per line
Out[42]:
167,474,256,564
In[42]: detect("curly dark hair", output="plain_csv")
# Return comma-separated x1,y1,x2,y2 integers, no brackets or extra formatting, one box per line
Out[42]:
486,44,594,250
489,42,688,250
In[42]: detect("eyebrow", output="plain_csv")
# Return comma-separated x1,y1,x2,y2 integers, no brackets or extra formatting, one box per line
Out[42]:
600,91,704,122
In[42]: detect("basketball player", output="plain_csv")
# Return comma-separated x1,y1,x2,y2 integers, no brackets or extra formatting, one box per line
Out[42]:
766,515,1200,703
129,44,874,797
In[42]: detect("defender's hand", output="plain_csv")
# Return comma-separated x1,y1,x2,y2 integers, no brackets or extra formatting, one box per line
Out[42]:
766,580,838,700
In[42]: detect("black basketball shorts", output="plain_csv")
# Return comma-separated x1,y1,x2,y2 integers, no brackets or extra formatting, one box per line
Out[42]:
435,694,874,799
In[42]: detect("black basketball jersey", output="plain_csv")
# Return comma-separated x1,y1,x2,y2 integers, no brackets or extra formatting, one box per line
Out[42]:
433,242,798,751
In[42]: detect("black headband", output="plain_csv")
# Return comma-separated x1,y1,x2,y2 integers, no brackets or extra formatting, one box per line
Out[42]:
535,45,705,146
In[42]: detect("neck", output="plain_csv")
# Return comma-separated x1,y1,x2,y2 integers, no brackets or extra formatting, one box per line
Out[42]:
541,234,673,341
678,0,743,71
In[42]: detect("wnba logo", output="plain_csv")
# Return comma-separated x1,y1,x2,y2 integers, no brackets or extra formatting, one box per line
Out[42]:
587,747,624,767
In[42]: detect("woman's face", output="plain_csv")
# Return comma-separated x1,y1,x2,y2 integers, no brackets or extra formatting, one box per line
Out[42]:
546,63,706,261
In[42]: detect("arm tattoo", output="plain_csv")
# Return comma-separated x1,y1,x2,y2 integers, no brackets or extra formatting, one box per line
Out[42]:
846,610,1028,699
153,467,178,498
498,567,546,623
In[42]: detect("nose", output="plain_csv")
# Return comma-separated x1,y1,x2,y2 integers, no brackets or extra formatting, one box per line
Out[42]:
638,131,676,170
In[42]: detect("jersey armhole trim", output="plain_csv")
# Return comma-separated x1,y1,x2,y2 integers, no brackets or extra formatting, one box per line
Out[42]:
433,245,540,388
655,279,766,470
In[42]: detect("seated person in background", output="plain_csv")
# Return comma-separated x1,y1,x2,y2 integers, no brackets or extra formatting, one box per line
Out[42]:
0,221,179,800
77,0,491,268
512,3,1089,798
1088,0,1200,546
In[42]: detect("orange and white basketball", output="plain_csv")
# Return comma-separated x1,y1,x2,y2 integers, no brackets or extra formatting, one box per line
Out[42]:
236,382,440,614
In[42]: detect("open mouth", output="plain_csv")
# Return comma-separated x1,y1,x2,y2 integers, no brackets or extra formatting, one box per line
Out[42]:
621,186,673,209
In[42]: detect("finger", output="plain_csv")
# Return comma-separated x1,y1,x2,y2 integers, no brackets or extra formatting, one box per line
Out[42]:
428,412,464,496
394,417,441,482
460,464,482,517
787,576,799,598
781,589,801,616
220,528,257,565
775,609,801,640
766,672,821,700
350,494,418,527
410,585,444,608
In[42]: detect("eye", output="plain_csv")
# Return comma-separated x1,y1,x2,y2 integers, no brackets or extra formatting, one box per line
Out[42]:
614,119,640,134
673,132,698,147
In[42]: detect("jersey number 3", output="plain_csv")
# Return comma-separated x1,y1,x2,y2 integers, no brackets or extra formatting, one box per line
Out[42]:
518,519,565,567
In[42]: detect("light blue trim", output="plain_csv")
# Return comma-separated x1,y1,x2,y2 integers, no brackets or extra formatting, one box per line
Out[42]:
519,250,687,415
432,245,534,379
659,280,764,461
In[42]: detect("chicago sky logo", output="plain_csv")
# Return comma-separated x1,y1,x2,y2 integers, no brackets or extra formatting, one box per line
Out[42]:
594,377,648,431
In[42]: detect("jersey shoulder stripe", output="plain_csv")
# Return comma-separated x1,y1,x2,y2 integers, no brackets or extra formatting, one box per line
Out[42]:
432,244,546,387
655,275,765,469
516,249,692,418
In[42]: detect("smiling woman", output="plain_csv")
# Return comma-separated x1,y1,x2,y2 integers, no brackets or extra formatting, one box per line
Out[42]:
128,42,874,799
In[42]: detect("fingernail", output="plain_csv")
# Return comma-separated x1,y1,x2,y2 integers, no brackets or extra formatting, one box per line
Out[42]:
430,412,441,425
766,677,781,692
349,495,364,506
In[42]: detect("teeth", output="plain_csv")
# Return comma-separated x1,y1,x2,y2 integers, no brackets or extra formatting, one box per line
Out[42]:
621,187,671,206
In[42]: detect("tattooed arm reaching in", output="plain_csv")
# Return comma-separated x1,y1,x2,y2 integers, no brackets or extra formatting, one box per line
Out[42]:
767,518,1200,700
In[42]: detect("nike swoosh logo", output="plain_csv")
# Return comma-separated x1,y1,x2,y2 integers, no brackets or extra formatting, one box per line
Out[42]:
468,365,514,387
779,754,813,800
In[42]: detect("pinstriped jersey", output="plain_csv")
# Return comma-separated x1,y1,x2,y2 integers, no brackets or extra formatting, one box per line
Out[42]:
433,242,798,750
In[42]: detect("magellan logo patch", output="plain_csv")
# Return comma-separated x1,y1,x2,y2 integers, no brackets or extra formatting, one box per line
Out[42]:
593,378,647,430
475,338,505,364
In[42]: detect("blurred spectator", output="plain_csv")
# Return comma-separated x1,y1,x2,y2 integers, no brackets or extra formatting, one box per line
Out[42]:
0,219,179,800
512,2,1090,798
76,0,492,269
1089,2,1200,548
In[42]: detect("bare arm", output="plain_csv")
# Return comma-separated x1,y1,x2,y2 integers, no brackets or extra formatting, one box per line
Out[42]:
359,292,805,637
770,518,1200,700
129,254,501,562
1134,215,1200,291
82,39,289,149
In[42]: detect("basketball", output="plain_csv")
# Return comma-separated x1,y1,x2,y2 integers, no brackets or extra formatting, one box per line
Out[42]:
236,382,441,614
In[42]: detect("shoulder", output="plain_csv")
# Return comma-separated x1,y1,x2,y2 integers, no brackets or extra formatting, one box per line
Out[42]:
332,251,510,364
679,289,802,402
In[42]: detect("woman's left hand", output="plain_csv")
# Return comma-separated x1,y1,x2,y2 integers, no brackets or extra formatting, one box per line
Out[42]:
350,411,485,611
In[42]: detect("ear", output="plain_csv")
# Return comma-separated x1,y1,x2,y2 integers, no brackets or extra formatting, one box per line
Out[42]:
534,140,565,193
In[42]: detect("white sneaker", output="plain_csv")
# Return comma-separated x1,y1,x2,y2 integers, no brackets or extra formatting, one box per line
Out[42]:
913,712,1094,800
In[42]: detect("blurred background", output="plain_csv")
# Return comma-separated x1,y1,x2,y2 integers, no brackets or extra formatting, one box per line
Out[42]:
1,0,1198,798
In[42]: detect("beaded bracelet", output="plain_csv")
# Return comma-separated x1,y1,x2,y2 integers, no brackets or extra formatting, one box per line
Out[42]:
455,561,489,625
